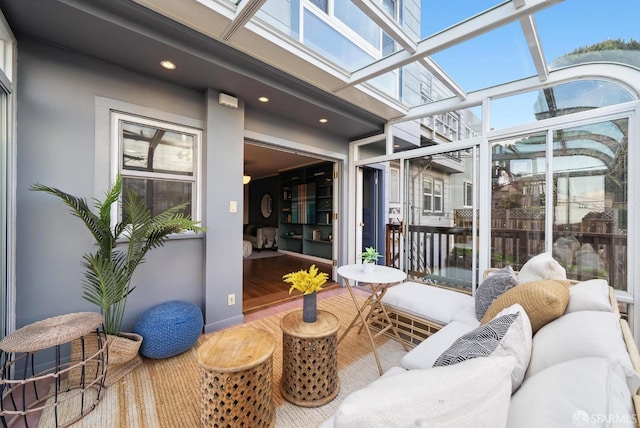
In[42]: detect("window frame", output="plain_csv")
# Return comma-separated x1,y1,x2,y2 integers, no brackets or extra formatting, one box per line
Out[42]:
433,178,443,213
463,180,473,208
110,111,202,224
422,176,433,213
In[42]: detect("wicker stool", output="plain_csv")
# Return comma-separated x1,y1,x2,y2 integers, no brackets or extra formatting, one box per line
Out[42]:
0,312,107,428
280,310,340,407
197,327,275,428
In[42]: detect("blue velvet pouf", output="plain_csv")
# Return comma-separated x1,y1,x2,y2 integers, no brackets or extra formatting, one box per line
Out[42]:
134,300,203,359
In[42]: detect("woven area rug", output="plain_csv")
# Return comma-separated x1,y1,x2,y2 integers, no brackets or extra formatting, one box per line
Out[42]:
39,293,407,427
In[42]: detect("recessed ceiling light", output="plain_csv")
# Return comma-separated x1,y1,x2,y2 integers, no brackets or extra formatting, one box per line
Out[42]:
160,60,176,70
258,96,269,103
319,118,328,123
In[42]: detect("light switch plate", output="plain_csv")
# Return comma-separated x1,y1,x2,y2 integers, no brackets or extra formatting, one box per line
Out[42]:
229,200,237,213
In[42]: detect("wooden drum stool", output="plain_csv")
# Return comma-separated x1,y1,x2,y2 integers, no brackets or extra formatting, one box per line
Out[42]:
280,310,340,407
197,327,275,428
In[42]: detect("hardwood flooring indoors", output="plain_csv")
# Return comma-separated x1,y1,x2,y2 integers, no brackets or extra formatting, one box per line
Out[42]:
243,253,340,314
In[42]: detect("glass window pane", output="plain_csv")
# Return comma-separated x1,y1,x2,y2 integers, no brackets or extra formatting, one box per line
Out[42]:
405,148,480,292
491,132,547,269
434,179,443,212
123,177,192,218
334,1,379,49
552,119,628,290
303,9,374,70
122,121,195,176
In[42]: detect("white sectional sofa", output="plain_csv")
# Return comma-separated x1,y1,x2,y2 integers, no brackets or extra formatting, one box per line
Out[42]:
322,254,640,428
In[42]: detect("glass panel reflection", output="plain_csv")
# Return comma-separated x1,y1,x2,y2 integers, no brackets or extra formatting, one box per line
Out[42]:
123,177,193,218
552,119,628,290
491,80,634,130
402,148,479,292
122,121,195,176
490,133,547,269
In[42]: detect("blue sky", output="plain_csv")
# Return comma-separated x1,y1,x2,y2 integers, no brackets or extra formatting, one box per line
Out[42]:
421,0,640,92
419,0,640,129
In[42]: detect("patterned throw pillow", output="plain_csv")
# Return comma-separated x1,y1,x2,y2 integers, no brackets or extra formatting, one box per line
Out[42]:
433,308,531,391
475,266,518,320
434,313,518,366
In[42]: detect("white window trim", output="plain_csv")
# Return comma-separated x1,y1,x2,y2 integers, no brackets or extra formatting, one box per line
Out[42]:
463,180,473,208
433,178,443,213
94,97,204,232
422,176,432,213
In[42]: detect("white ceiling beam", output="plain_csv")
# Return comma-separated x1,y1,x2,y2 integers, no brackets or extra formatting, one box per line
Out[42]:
418,57,467,100
351,0,417,54
520,15,549,81
336,0,562,91
221,0,266,41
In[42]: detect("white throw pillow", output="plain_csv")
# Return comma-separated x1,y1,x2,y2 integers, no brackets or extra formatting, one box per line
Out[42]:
509,357,634,428
518,253,566,284
565,279,612,313
334,356,516,428
433,304,532,392
526,310,640,394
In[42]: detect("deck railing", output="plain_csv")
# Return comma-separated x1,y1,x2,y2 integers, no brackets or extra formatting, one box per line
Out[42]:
386,224,627,292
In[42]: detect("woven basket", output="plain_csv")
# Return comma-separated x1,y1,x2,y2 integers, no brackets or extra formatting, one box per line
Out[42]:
71,332,143,387
106,332,143,365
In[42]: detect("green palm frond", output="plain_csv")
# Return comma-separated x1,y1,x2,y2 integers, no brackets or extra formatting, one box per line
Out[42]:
31,175,204,335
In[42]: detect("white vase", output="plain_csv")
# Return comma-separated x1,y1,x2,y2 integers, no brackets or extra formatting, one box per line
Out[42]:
363,262,375,274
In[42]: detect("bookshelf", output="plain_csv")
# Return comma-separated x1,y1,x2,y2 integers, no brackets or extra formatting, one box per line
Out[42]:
279,162,333,261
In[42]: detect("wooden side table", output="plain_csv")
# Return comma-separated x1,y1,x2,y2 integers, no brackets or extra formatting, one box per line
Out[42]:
0,312,107,428
197,326,275,428
280,310,340,407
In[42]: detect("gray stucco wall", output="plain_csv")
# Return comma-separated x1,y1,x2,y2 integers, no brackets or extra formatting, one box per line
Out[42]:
15,38,349,335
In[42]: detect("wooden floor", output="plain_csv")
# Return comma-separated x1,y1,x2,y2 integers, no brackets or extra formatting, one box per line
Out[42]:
243,253,339,314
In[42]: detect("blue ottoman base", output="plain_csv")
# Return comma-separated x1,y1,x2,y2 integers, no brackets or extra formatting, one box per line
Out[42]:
134,300,203,359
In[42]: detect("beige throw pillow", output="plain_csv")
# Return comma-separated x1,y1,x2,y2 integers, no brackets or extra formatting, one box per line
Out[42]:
481,280,570,332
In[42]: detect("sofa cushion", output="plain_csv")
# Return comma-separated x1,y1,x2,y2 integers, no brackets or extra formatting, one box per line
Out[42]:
475,265,518,320
382,282,474,326
565,279,612,313
517,252,567,284
434,304,532,391
334,356,516,428
481,279,570,332
526,310,640,394
401,320,479,370
509,357,634,428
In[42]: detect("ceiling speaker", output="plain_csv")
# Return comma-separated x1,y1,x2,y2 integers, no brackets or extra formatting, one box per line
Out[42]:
219,93,238,109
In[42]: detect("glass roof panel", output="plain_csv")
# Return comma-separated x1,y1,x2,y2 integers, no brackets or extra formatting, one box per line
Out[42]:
430,21,536,93
535,0,640,69
361,62,456,108
491,80,634,130
420,0,507,38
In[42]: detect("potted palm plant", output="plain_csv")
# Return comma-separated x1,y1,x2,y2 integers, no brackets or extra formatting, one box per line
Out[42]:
31,175,203,368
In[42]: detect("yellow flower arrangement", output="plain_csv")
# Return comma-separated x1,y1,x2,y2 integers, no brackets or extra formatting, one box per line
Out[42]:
283,264,328,295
